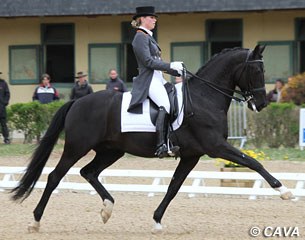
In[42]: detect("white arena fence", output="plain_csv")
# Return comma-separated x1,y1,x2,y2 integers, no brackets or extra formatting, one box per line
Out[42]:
0,167,304,201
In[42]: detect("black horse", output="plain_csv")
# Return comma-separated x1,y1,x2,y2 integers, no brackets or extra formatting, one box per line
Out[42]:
11,45,293,232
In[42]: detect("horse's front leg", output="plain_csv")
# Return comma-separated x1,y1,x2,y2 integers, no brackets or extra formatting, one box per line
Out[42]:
211,142,294,200
152,156,200,233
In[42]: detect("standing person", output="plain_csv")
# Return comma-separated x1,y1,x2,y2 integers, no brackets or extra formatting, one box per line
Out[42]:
70,71,93,100
106,69,128,93
0,72,10,144
127,6,184,158
267,79,285,103
33,73,59,104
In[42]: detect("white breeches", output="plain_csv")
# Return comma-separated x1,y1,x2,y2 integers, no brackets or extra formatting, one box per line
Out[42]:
148,71,170,113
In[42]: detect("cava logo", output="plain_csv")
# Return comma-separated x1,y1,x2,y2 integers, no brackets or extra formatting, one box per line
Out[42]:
263,226,299,237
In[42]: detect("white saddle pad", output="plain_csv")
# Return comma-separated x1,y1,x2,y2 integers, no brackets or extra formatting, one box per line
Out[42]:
121,83,184,132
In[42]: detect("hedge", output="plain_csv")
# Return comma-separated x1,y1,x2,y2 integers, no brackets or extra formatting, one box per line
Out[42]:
3,101,303,147
247,103,299,148
7,101,65,143
281,72,305,105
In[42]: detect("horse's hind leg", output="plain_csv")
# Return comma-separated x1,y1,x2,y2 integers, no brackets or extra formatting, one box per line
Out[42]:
212,142,294,200
80,148,124,224
29,147,88,233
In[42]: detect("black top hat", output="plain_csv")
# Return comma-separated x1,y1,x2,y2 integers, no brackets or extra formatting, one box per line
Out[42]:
133,6,157,20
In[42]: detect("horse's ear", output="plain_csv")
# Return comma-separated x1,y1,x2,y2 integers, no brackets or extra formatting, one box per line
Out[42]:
259,45,266,54
253,44,266,58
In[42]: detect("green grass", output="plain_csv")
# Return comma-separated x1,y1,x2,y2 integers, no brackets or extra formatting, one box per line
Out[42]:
0,143,36,156
257,148,305,162
0,144,305,162
0,143,64,157
201,147,305,162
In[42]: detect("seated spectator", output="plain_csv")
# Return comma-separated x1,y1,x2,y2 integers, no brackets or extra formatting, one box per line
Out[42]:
106,69,128,93
33,73,59,104
267,79,285,103
70,71,93,100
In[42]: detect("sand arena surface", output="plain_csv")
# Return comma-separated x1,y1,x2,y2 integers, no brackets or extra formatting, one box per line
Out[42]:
0,153,304,239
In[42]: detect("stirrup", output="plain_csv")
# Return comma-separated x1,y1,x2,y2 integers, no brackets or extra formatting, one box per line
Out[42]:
168,146,180,157
167,138,180,157
155,144,168,158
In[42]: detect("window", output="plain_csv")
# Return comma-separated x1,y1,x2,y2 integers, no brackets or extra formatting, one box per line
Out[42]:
41,24,74,44
171,42,206,75
259,41,294,83
121,22,137,83
206,19,242,56
41,23,75,84
88,44,121,83
9,45,41,84
121,22,137,44
295,18,305,73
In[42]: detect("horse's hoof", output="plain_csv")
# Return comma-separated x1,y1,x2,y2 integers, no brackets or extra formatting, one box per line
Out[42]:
100,199,113,224
28,221,40,233
276,186,295,200
280,191,295,200
151,223,163,234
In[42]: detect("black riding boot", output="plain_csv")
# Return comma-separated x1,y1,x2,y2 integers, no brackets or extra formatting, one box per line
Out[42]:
155,107,180,158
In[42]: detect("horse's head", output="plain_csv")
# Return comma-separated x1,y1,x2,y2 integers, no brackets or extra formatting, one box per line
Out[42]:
235,45,267,112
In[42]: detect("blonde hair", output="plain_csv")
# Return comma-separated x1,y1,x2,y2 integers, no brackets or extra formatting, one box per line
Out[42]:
131,18,141,28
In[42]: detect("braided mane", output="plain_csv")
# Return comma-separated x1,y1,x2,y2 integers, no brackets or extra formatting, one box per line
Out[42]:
195,47,248,75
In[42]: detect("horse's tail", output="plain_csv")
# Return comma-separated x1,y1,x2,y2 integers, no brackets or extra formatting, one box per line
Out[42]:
11,100,75,201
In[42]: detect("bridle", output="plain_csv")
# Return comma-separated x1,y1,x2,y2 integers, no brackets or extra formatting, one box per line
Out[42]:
184,50,266,107
235,50,266,103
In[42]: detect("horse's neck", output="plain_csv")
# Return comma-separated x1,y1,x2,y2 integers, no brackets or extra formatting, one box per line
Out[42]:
189,69,235,112
189,52,245,112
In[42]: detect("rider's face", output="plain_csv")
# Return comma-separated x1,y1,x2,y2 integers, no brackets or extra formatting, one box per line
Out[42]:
141,16,157,30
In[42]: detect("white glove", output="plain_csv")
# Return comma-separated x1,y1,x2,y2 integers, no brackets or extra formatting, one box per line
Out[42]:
170,61,184,75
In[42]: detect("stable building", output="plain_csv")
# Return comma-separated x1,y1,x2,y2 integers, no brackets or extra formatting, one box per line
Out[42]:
0,0,305,103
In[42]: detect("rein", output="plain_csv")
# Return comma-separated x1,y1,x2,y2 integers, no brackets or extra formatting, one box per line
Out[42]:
184,50,265,103
186,70,249,103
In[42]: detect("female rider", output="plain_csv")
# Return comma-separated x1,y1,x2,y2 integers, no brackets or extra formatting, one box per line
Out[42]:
127,6,184,158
